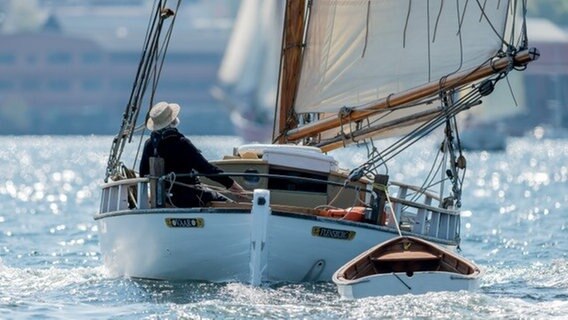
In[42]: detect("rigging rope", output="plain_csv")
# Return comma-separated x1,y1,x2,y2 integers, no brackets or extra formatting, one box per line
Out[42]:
347,50,508,172
105,0,181,181
359,86,478,171
341,64,513,205
379,183,403,237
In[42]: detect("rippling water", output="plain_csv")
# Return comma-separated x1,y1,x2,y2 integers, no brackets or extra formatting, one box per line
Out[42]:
0,135,567,319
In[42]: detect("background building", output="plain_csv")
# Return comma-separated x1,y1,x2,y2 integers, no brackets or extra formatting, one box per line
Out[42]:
0,0,237,135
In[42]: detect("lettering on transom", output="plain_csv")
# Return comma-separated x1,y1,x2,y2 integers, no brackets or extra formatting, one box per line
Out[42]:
165,218,204,228
311,226,355,240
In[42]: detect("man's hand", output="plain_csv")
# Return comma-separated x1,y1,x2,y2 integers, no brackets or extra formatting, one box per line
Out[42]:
228,181,246,195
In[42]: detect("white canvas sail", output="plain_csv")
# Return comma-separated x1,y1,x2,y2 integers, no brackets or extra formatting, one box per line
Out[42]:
255,0,284,110
216,0,264,104
215,0,284,141
291,1,516,141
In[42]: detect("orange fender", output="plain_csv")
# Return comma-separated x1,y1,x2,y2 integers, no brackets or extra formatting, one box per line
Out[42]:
319,207,366,222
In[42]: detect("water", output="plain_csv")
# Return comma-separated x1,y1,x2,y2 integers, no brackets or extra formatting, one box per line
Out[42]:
0,135,567,319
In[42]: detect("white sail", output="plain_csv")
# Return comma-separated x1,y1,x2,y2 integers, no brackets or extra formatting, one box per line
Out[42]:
255,0,284,114
216,0,264,102
215,0,284,141
294,1,517,139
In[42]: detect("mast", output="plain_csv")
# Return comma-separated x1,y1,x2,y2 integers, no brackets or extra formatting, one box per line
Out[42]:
285,48,539,149
273,0,307,143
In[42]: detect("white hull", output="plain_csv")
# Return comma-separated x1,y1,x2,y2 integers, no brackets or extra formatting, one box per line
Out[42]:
96,208,454,282
336,271,480,299
97,209,252,281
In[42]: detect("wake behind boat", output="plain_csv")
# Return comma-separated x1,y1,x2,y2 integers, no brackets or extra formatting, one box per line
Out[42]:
332,236,482,299
95,0,537,284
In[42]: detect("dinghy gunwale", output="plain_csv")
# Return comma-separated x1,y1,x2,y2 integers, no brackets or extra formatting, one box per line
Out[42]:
333,236,482,285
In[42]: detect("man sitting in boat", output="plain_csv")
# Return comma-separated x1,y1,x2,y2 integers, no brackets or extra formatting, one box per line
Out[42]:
139,101,245,207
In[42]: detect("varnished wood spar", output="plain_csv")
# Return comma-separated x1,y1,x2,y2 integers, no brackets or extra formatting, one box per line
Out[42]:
316,100,481,152
317,107,443,152
285,48,540,145
275,0,306,143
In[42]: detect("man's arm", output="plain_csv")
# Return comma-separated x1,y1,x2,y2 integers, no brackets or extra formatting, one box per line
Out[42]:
181,138,235,188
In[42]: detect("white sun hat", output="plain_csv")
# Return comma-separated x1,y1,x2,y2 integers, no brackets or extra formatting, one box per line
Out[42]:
146,101,180,131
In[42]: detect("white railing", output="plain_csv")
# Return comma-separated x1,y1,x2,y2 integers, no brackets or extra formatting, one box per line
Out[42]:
386,182,460,241
98,177,460,242
99,178,149,213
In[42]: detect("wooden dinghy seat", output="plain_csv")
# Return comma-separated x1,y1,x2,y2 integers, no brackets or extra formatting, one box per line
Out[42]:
370,251,442,274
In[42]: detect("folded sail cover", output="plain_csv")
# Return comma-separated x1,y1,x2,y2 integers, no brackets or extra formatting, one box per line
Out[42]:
294,0,517,139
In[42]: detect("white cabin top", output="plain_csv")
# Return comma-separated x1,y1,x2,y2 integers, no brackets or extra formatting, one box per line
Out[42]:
235,144,338,173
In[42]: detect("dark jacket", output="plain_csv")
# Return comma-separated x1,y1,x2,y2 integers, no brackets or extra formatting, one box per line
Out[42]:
139,128,234,207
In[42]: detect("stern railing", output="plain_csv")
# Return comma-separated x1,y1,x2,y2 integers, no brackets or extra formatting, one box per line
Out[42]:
99,178,149,213
386,181,460,242
98,175,461,243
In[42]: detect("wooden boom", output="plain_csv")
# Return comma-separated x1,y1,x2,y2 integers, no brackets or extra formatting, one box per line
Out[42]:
283,48,540,145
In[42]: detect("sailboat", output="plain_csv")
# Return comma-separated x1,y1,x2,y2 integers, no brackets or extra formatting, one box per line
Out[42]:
211,0,284,143
96,0,538,284
459,70,527,151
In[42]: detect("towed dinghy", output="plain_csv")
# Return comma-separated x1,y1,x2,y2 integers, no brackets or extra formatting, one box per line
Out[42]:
332,236,482,299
